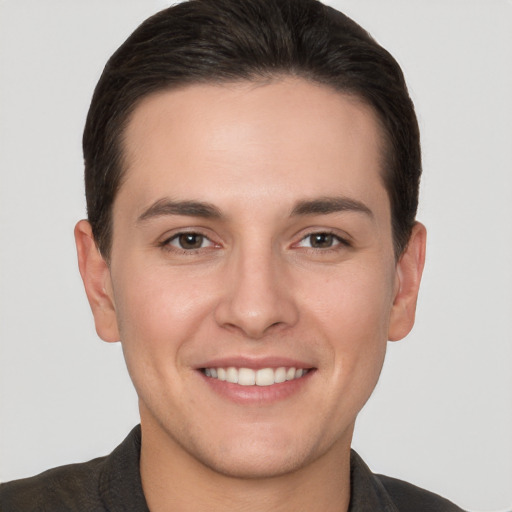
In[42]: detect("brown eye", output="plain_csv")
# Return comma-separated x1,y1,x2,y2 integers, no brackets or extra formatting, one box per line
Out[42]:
177,233,204,249
295,232,348,250
166,232,214,251
309,233,335,248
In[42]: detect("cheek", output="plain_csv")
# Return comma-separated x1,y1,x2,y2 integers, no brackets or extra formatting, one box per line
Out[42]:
111,264,223,413
302,261,395,341
300,261,394,391
111,262,219,360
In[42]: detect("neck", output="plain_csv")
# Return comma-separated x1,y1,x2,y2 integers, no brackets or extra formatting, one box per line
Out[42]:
139,416,352,512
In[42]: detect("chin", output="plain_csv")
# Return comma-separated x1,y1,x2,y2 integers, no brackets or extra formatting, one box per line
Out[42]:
184,422,339,480
197,444,313,479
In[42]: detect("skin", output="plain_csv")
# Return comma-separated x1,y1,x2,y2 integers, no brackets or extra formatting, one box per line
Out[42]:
75,78,426,512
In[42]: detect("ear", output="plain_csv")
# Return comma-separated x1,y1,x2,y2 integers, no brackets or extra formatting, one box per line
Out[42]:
388,222,427,342
74,220,120,343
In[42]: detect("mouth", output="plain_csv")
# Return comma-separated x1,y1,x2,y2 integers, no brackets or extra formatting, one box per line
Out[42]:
200,366,311,386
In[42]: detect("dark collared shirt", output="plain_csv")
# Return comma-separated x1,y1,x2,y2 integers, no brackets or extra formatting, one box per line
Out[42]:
0,425,464,511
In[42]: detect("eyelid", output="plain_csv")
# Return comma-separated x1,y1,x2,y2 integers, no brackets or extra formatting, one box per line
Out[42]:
292,229,352,249
167,233,215,248
158,228,222,252
156,227,351,252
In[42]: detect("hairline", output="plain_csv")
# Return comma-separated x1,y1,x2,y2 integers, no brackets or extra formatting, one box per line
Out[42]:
99,74,398,262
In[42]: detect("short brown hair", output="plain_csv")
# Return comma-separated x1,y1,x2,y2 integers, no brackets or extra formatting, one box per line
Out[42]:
83,0,421,259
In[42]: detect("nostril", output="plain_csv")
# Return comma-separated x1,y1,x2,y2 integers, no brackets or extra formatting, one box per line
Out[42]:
212,267,300,338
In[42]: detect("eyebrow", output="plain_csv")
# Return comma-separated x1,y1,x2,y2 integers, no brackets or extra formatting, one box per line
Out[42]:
137,198,223,222
290,196,373,218
137,195,373,223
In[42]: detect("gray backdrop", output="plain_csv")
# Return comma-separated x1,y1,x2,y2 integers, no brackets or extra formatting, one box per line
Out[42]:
1,1,511,511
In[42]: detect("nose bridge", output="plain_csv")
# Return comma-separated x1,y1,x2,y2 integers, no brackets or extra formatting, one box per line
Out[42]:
215,237,298,338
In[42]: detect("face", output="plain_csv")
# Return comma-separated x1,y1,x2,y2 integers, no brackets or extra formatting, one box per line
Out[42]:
77,78,425,479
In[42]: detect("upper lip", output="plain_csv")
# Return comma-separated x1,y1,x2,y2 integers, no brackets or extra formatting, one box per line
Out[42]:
196,356,315,370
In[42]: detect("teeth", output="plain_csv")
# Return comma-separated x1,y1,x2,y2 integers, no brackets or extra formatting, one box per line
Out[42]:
255,368,274,386
238,368,256,386
274,367,287,383
203,366,309,386
226,367,238,384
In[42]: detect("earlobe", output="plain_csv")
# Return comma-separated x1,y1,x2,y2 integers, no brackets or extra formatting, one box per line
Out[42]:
74,220,120,343
388,222,427,342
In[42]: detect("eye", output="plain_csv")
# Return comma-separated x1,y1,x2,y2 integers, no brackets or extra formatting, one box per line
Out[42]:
166,232,215,250
296,232,348,249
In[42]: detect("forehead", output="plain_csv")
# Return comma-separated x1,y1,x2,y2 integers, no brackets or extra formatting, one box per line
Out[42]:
119,78,387,218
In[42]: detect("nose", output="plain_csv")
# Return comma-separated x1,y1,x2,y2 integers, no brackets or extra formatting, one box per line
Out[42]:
214,245,299,339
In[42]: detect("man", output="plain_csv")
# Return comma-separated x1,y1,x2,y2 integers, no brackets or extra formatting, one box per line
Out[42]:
0,0,464,510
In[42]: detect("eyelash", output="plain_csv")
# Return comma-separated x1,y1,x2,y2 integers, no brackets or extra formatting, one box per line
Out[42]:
159,230,351,255
159,232,218,254
294,231,351,251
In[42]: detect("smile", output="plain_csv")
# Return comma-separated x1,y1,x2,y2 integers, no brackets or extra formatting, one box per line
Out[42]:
201,367,310,386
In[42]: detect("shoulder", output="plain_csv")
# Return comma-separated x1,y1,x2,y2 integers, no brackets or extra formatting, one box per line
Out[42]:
376,473,466,512
349,450,466,511
0,456,107,512
0,426,146,512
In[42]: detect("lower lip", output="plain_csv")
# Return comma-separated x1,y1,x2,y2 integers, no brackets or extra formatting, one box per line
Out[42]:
199,370,315,405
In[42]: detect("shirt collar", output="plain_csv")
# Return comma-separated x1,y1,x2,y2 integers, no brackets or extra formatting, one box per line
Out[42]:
99,425,150,512
349,449,399,512
98,425,398,511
